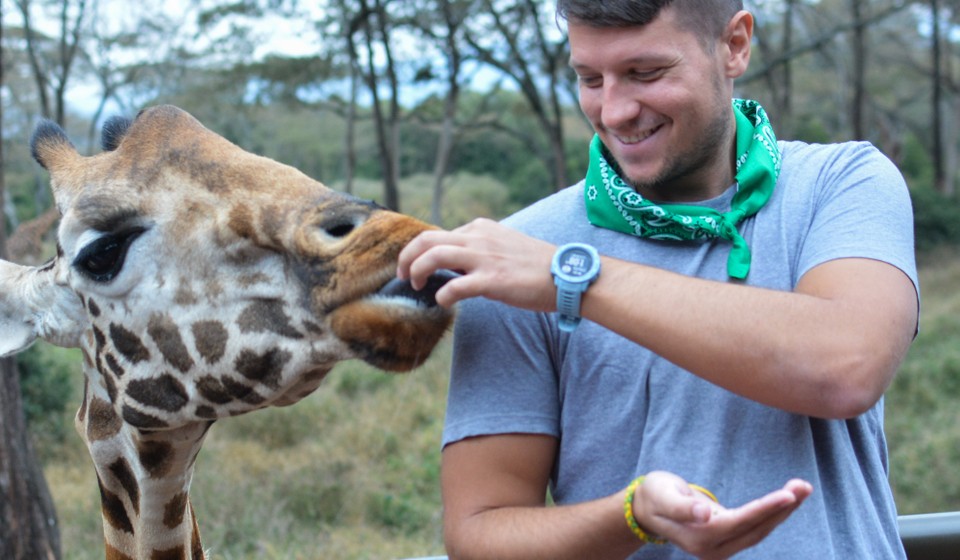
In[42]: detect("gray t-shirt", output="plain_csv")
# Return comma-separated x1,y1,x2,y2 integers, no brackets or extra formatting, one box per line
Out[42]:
443,141,918,559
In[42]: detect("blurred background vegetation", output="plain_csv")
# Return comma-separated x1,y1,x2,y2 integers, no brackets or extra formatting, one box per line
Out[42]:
2,0,960,557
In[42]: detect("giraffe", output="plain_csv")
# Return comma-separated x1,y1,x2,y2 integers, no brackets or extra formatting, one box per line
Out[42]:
0,105,455,559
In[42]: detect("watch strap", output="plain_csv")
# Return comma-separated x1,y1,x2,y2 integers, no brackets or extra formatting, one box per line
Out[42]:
554,278,584,332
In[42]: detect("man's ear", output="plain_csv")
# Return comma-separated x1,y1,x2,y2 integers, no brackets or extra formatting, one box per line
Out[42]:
723,10,753,79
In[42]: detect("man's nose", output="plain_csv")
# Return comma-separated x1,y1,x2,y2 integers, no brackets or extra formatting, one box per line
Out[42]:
600,81,643,130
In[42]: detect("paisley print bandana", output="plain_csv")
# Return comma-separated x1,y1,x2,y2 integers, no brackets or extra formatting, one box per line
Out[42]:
584,99,780,279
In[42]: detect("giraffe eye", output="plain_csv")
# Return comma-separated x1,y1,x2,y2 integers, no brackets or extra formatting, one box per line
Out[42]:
74,227,146,282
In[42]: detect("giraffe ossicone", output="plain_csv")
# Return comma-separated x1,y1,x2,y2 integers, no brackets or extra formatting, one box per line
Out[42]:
0,105,455,559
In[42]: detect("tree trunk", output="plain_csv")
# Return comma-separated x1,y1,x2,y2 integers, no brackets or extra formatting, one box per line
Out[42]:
849,0,867,140
0,9,63,557
931,0,947,194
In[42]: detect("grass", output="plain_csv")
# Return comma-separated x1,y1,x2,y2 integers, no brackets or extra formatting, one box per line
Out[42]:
37,253,960,557
886,250,960,515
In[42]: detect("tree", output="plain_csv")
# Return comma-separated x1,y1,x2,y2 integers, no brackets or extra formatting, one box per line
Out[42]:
0,5,63,557
16,0,88,126
408,0,476,224
463,0,572,191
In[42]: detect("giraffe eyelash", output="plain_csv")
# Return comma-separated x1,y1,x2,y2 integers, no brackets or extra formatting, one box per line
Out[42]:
73,227,147,283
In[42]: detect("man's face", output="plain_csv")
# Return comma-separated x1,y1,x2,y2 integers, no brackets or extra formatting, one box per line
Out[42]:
569,8,737,202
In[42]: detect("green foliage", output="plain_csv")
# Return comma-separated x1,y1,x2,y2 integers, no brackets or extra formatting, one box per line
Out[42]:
910,187,960,255
790,115,832,145
887,257,960,514
18,345,82,457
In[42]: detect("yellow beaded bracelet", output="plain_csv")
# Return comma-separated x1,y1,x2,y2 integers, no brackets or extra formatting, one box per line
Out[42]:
623,476,667,545
623,476,720,545
688,483,719,504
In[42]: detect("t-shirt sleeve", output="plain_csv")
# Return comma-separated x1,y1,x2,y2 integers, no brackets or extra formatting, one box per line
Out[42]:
441,297,561,448
796,142,919,294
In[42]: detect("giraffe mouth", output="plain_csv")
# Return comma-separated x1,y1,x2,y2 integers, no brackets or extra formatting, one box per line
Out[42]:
374,269,459,308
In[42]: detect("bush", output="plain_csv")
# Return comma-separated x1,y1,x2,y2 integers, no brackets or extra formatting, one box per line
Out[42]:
910,187,960,254
18,344,82,457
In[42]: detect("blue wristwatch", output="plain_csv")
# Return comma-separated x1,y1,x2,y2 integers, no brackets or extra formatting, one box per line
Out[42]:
550,243,601,332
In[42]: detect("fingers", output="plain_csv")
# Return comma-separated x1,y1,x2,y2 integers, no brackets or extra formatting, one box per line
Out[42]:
396,219,558,310
640,477,813,560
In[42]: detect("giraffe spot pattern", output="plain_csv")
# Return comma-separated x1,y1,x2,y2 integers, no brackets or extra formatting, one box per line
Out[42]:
110,323,151,364
194,405,217,419
103,368,119,402
126,373,189,412
93,325,107,354
174,283,198,306
150,546,187,560
137,440,174,478
88,297,101,317
237,299,303,339
163,491,188,529
105,543,135,560
302,319,324,335
191,320,228,364
148,314,196,373
195,376,233,405
86,397,122,442
190,508,203,558
108,458,140,515
235,347,291,390
222,376,265,405
121,404,169,430
105,353,125,378
227,203,257,241
98,477,134,535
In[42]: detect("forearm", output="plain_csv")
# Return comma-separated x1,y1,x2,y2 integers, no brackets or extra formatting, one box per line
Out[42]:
582,256,916,418
445,491,641,560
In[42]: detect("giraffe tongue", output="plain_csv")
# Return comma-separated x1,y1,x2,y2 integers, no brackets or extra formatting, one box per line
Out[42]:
378,269,460,307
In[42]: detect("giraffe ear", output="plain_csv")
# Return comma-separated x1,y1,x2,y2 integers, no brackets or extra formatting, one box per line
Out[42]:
101,115,133,152
0,260,87,357
30,119,80,171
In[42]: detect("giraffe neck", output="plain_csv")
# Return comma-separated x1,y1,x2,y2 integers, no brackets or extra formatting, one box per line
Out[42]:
90,419,211,560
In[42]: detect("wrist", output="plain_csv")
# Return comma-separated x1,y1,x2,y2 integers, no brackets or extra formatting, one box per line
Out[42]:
623,476,667,545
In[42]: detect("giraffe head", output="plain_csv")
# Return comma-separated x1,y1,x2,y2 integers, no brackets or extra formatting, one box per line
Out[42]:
0,105,454,558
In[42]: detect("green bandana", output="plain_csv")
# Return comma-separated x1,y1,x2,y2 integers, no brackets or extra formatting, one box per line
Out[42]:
584,99,780,279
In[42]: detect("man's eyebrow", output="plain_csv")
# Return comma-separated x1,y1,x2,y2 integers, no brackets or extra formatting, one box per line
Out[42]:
569,55,672,70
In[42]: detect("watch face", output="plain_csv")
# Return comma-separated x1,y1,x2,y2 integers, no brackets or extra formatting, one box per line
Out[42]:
559,247,594,278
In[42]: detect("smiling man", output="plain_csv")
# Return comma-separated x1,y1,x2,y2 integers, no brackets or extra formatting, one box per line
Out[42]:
398,1,918,558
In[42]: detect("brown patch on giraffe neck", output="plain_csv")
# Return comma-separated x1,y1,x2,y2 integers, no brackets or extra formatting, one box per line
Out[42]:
163,491,189,529
108,458,140,515
98,477,135,535
77,377,89,424
137,439,174,478
105,543,135,560
87,397,123,441
151,545,188,560
148,314,196,373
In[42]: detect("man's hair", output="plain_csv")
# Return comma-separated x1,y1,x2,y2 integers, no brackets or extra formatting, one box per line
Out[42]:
556,0,743,45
